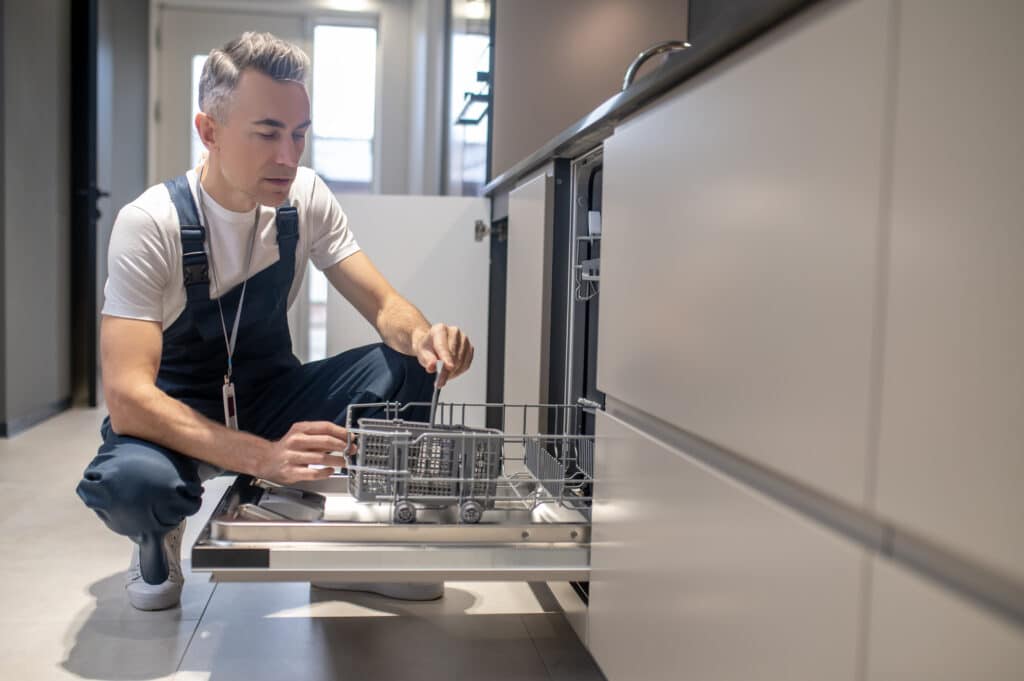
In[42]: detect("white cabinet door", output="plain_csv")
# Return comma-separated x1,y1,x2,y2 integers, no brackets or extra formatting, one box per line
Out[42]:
588,411,865,681
597,0,893,508
866,558,1024,681
873,0,1024,581
503,172,554,434
325,194,490,412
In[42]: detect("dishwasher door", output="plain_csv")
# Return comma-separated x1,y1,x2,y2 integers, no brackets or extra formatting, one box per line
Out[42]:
192,474,591,583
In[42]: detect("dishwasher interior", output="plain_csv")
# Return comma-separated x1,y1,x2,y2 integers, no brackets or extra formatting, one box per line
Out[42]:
192,401,594,583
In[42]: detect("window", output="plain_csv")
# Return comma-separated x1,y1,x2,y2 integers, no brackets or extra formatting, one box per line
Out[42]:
306,22,379,360
446,0,491,196
311,24,378,193
447,33,490,195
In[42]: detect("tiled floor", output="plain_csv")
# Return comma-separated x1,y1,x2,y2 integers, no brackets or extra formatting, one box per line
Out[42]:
0,408,604,680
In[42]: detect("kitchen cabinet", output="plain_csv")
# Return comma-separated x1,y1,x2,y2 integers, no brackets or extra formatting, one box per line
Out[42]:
588,410,865,681
865,558,1024,681
597,0,893,508
873,0,1024,581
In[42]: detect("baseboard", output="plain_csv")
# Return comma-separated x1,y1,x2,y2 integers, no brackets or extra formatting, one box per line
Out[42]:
0,396,72,437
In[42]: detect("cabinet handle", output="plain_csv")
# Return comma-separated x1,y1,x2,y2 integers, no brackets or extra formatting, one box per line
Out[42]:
474,219,506,242
622,40,691,91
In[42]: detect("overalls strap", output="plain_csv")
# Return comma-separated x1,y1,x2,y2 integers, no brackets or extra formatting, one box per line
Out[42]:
163,174,210,303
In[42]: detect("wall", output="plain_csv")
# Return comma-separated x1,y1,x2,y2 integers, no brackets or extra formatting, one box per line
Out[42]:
490,0,688,179
1,0,74,434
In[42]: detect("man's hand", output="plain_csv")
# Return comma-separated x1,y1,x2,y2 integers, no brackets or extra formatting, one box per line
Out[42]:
252,421,356,485
414,322,474,387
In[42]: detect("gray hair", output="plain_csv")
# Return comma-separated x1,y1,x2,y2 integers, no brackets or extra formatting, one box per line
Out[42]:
198,32,310,122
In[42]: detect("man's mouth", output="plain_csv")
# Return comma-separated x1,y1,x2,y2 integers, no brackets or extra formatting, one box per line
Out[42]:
265,178,292,187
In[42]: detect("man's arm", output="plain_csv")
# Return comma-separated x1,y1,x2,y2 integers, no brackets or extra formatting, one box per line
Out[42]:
101,315,351,484
324,251,473,387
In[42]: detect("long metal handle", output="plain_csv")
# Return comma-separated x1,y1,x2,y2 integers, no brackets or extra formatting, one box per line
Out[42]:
428,359,444,426
622,39,691,91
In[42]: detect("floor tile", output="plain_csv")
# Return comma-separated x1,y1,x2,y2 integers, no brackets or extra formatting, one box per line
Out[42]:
176,613,552,681
522,613,606,681
0,618,189,681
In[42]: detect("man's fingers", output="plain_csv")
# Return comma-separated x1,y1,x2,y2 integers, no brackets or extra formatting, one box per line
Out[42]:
454,335,471,375
420,348,440,372
294,451,348,467
296,421,349,439
458,343,475,377
293,434,348,453
431,325,456,369
292,466,336,481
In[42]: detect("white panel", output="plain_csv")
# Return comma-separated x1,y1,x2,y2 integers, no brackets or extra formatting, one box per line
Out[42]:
588,411,865,681
325,194,489,411
866,558,1024,681
597,0,892,507
503,172,553,435
874,1,1024,580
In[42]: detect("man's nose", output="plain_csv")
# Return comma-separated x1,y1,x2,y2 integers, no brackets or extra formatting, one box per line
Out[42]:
275,136,301,167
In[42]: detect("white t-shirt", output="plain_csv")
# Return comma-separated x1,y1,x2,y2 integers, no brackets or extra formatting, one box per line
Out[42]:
102,166,360,329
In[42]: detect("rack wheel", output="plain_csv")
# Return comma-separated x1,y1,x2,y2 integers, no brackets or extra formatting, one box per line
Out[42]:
394,501,416,524
459,500,484,524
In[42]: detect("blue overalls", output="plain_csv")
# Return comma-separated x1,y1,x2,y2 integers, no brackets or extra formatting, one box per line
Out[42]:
76,174,434,584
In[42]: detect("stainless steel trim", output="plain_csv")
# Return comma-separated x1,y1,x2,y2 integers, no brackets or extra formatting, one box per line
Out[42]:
192,475,592,583
622,40,691,91
207,568,591,583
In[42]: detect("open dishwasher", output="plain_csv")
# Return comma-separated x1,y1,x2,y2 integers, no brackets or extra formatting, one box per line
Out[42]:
191,400,595,583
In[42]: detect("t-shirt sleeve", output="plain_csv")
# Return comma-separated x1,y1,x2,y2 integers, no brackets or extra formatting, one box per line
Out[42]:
307,172,361,271
101,204,170,322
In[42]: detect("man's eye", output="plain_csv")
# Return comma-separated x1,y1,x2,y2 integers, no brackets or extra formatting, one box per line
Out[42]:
293,133,306,141
258,132,276,140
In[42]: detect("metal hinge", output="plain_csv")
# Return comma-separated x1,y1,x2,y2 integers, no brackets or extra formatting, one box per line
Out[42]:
474,219,506,242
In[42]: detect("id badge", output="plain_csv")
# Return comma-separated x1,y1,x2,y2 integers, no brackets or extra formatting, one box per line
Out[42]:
222,380,239,430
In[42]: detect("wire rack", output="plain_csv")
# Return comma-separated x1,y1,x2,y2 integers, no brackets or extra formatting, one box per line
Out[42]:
343,401,596,524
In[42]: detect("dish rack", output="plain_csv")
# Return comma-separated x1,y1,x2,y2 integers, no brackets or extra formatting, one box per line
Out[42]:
343,401,596,524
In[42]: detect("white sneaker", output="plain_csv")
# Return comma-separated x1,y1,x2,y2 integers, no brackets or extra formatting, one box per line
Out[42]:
126,521,186,611
310,581,445,601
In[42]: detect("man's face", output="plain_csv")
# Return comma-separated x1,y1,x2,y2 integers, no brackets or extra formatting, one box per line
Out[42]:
208,69,311,206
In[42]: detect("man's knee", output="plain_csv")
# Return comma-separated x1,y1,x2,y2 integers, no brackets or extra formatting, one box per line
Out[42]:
76,442,202,538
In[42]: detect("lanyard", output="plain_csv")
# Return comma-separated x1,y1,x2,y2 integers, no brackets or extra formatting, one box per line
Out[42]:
195,165,260,382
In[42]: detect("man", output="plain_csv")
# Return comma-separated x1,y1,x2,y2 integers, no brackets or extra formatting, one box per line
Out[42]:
76,32,473,611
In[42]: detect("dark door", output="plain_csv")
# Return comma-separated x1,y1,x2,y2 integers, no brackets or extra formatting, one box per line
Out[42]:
70,0,102,407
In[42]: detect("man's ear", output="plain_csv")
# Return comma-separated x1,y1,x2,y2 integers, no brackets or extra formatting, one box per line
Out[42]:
195,111,219,152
